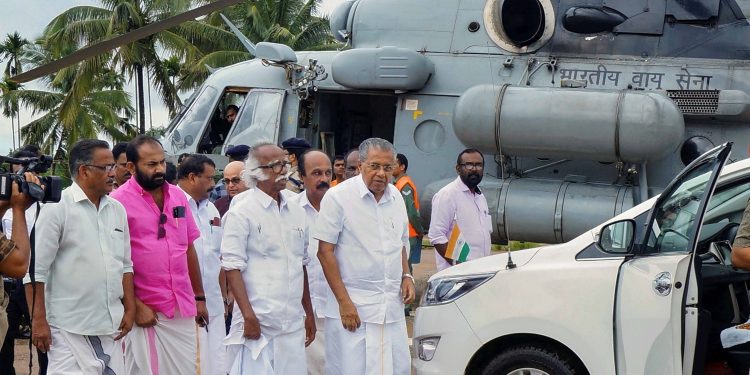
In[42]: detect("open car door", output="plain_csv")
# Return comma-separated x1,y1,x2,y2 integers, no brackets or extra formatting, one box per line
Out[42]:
613,143,732,375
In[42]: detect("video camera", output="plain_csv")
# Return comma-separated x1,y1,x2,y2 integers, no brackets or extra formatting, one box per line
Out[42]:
0,155,62,203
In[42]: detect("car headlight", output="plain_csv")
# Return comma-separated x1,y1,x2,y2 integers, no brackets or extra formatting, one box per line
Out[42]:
422,273,495,306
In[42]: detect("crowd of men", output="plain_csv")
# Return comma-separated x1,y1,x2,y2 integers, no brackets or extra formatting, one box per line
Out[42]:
0,134,495,375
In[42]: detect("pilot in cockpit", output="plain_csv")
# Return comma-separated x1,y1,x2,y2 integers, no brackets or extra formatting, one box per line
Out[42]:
199,104,239,153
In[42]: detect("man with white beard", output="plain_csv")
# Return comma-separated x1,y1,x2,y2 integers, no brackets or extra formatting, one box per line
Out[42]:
221,142,316,374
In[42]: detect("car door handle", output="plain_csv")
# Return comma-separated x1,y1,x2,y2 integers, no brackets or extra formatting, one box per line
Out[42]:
653,272,672,296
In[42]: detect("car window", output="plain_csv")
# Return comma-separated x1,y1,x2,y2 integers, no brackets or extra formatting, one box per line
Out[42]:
646,158,720,253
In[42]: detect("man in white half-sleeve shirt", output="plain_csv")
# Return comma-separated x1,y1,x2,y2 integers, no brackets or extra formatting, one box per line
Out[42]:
288,149,333,375
221,142,316,374
27,139,135,374
314,138,415,375
176,154,226,375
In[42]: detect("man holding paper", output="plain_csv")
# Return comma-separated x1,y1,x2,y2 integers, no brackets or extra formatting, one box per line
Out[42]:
428,148,493,271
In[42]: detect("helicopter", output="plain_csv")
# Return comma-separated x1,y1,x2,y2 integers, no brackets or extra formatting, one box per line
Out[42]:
12,0,750,245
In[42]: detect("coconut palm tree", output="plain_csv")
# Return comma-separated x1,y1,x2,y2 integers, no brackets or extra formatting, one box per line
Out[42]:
0,32,31,149
7,39,136,158
178,0,338,91
44,0,238,133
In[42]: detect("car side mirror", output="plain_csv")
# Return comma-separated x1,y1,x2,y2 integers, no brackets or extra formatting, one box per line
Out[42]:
598,219,636,254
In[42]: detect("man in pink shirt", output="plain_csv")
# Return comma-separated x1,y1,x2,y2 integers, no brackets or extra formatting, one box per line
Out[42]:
111,136,208,375
428,148,493,271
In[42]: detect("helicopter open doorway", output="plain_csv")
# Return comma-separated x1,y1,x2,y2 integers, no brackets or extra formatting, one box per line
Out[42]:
303,91,397,157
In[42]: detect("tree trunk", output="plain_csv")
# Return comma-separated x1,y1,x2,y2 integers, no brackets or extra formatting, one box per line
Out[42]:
136,64,146,134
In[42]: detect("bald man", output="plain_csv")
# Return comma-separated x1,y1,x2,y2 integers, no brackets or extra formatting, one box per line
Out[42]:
215,161,249,217
343,149,360,181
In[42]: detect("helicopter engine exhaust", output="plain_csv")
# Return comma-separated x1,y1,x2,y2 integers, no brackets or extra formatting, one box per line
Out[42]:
453,84,685,163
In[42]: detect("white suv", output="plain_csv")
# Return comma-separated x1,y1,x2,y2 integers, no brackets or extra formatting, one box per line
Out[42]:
414,143,750,374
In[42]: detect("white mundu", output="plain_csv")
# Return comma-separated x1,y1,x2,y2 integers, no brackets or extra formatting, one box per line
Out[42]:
221,188,310,375
289,191,328,375
181,187,227,375
313,175,411,375
30,183,132,374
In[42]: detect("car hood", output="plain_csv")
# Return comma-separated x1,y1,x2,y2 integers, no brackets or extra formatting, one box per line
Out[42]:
428,246,548,281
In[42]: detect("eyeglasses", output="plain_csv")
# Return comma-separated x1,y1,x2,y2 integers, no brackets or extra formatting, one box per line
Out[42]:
253,160,290,174
223,177,243,185
85,164,116,173
158,213,167,239
365,163,395,173
459,163,484,170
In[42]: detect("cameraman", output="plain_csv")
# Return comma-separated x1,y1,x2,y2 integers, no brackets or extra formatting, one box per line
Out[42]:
0,149,49,375
0,171,39,343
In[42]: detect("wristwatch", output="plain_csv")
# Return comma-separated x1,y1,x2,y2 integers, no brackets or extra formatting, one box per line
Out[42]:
195,295,206,302
402,273,415,283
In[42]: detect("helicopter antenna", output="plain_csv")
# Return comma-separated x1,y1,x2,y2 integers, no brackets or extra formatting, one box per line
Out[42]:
205,64,218,74
220,13,256,56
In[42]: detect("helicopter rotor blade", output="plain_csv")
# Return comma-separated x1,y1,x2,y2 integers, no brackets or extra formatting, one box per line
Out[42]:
9,0,242,84
219,13,256,56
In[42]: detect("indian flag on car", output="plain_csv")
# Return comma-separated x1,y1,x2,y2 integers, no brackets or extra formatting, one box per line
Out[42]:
445,222,471,262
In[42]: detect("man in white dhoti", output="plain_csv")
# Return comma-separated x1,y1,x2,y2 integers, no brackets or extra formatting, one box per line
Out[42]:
177,154,227,375
27,139,135,374
314,138,415,375
222,142,316,374
288,150,333,375
111,136,209,375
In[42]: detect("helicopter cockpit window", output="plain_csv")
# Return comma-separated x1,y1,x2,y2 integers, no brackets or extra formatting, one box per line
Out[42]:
197,89,247,154
168,86,218,154
225,90,284,148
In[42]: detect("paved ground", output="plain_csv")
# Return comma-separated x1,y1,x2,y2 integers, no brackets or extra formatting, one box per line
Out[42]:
12,247,440,374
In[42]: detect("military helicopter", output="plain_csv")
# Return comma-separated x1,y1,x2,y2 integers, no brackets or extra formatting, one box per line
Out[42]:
12,0,750,245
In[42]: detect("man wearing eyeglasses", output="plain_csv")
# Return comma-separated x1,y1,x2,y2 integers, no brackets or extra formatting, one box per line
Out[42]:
26,139,135,374
315,138,415,375
111,135,208,375
221,141,316,374
214,161,248,217
428,148,493,271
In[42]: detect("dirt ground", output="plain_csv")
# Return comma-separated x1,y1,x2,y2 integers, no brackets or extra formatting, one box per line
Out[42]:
12,247,439,374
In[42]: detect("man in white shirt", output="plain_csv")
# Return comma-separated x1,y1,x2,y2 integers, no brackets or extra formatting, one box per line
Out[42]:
428,148,493,271
288,149,332,375
27,139,135,374
314,138,415,375
221,142,316,374
176,154,226,375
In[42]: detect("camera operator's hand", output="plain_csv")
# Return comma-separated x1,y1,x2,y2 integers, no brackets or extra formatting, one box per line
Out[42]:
31,316,52,352
11,172,41,210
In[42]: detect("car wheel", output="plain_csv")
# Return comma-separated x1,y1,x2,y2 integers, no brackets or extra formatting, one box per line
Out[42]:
481,345,580,375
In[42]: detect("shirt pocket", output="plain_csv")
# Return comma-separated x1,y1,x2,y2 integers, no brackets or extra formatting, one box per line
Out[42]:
111,229,126,262
288,226,306,259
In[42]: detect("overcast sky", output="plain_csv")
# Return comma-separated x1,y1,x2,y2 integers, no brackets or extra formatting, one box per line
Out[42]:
0,0,346,155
